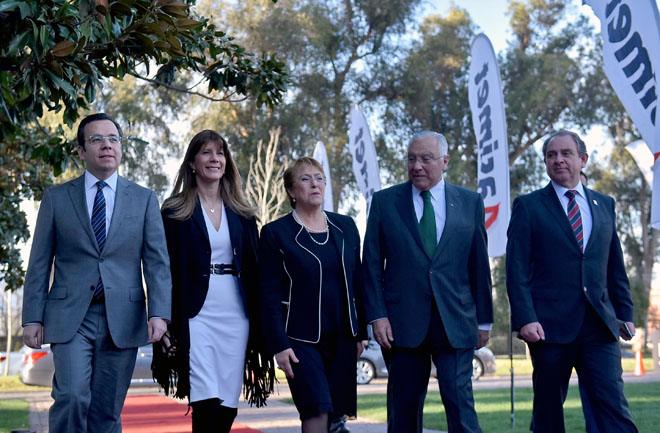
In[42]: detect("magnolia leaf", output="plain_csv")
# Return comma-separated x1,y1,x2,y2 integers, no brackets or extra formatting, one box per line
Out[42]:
50,40,76,57
174,18,201,30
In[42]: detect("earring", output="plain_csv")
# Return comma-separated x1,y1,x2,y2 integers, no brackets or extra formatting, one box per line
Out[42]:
192,168,196,174
292,197,296,203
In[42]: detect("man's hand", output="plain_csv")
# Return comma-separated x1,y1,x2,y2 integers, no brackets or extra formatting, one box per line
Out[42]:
520,322,545,342
147,318,168,344
275,348,299,379
373,318,394,350
619,321,635,341
476,329,490,349
23,324,43,349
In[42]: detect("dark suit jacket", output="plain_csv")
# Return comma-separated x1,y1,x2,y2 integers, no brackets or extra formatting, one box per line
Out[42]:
22,174,171,348
362,181,493,349
259,212,366,356
506,183,634,343
161,200,260,398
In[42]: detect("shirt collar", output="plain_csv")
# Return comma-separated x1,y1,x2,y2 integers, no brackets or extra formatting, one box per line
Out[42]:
551,180,585,199
85,170,118,192
412,178,445,199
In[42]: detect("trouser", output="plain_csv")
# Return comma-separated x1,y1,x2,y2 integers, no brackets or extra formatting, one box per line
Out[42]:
49,301,138,433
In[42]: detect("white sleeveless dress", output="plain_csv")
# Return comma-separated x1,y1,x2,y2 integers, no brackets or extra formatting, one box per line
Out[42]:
188,205,249,407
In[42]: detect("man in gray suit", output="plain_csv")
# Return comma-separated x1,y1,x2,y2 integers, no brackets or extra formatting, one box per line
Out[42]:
22,113,172,432
363,131,493,433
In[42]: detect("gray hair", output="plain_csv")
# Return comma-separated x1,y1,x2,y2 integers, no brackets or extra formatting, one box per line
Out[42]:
408,131,448,156
542,130,587,157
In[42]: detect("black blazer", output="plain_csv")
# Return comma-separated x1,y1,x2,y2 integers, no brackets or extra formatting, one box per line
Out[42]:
362,181,493,349
259,212,366,356
160,200,260,399
506,183,634,343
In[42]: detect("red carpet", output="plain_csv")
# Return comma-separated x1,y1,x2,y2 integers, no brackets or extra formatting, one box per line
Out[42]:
121,394,263,433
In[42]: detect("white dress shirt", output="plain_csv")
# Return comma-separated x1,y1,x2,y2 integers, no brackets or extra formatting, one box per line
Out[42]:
411,179,446,244
84,171,118,229
551,181,592,249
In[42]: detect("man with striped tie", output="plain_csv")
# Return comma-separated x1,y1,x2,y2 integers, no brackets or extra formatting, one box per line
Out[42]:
506,130,638,433
22,113,171,432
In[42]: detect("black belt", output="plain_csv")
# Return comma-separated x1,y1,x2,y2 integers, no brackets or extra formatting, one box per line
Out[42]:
210,263,237,275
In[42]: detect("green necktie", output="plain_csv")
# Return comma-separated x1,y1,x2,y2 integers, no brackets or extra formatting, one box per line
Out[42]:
419,190,437,256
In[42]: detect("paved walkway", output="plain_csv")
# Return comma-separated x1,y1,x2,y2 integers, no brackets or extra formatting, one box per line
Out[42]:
6,370,659,433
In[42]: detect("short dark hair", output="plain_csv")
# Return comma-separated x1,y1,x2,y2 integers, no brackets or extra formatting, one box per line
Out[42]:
542,130,587,157
77,113,123,150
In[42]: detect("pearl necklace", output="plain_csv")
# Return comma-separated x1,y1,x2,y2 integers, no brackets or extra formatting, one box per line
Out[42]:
292,210,330,245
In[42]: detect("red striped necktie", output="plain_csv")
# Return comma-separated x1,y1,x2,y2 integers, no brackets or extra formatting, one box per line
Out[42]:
565,189,583,252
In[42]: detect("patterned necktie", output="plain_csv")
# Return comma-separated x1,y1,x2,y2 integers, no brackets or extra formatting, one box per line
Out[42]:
565,189,583,252
92,180,107,299
419,190,437,257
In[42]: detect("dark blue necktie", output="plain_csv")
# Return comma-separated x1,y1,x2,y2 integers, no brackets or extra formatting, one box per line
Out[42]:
92,181,107,299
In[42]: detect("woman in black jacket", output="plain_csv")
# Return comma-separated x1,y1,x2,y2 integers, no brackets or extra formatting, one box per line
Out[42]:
154,130,273,432
259,157,367,433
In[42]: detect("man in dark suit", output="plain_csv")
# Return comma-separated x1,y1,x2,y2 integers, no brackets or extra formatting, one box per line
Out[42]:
22,113,172,432
363,131,493,433
506,130,638,433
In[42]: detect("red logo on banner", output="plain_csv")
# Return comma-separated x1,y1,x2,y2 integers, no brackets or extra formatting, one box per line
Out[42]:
485,203,500,229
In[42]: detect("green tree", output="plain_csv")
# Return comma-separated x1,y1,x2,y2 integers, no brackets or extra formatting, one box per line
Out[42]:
190,0,423,211
0,0,288,292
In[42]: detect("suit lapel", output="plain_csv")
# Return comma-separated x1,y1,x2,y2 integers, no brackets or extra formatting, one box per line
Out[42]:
539,182,582,252
69,175,99,252
395,183,427,256
192,199,210,245
328,214,345,259
583,188,601,255
225,205,242,262
105,176,129,248
434,182,460,260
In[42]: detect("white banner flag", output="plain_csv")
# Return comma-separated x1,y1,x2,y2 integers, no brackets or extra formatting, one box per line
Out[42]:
585,0,660,227
625,140,654,189
468,33,510,257
313,141,334,212
348,105,381,212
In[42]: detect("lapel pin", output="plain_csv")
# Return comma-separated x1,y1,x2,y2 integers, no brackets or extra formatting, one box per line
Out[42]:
450,203,454,207
592,199,598,206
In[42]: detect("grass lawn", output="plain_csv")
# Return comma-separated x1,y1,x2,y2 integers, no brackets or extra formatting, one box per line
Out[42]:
357,381,659,432
492,355,655,377
0,399,30,433
0,375,49,392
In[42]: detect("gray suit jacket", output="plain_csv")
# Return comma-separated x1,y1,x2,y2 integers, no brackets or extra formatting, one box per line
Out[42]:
22,174,172,348
363,181,493,349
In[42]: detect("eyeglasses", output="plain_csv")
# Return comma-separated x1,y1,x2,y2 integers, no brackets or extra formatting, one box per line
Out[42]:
87,135,122,145
297,175,326,184
407,154,445,165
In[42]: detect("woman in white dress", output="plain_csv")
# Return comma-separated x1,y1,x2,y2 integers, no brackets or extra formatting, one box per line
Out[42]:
154,130,274,432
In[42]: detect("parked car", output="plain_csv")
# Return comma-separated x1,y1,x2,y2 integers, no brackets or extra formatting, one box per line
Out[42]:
0,351,23,375
357,339,496,385
18,344,156,387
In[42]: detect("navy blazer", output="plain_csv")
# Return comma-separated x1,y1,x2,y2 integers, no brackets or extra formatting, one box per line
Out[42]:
506,183,634,343
362,181,493,349
162,201,259,325
259,212,366,356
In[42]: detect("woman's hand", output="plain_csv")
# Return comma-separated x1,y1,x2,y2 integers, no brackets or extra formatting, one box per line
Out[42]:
275,348,299,379
357,341,366,360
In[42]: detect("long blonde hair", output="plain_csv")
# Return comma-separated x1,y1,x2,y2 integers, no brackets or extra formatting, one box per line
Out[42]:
162,130,256,220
